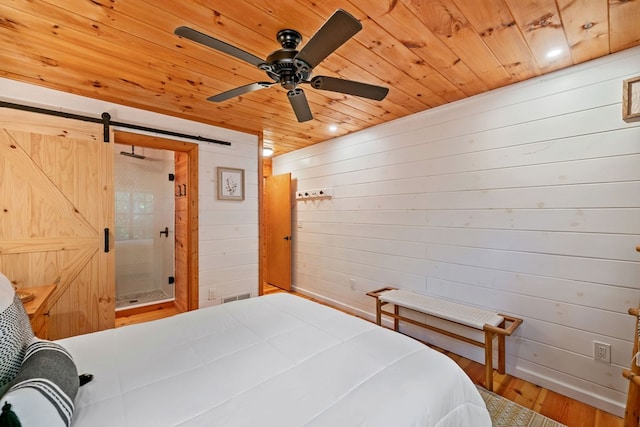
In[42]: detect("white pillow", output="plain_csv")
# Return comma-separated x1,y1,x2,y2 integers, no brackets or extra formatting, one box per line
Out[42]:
0,273,15,312
0,273,35,394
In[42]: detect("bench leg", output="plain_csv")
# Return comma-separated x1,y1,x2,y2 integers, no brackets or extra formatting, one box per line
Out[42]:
498,333,506,374
484,331,494,392
375,298,382,325
393,304,399,331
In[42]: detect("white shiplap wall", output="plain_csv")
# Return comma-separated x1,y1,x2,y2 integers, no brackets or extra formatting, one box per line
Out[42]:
197,136,260,307
273,46,640,415
0,78,260,309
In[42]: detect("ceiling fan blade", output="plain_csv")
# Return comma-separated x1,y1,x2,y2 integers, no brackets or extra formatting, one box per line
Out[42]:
175,26,264,68
295,9,362,69
207,82,274,102
287,89,313,122
310,76,389,101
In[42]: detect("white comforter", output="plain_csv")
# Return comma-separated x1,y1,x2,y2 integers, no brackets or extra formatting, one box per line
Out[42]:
58,293,491,426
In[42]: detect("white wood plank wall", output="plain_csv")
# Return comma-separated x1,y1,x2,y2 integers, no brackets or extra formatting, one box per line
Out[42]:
273,46,640,416
198,142,260,307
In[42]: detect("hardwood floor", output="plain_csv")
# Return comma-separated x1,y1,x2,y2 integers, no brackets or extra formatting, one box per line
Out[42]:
442,349,623,426
117,285,624,427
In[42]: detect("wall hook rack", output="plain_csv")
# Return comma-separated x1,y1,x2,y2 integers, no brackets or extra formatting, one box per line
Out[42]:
296,187,332,201
175,183,187,197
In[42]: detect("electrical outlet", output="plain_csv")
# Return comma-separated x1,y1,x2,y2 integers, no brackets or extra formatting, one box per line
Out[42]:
593,341,611,363
208,288,215,300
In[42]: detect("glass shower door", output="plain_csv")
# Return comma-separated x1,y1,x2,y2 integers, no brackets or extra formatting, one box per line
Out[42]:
114,144,175,310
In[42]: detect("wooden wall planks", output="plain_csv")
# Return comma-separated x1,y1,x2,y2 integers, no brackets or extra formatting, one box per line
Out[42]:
274,46,640,416
196,140,260,308
3,0,639,156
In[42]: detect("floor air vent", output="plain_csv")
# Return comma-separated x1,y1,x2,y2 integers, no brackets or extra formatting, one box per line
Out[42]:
222,293,251,304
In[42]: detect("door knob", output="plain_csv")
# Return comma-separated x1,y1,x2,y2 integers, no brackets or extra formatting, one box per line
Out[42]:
283,236,292,241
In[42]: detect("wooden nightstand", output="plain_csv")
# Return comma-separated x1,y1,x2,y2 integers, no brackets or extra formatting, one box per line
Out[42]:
17,284,56,339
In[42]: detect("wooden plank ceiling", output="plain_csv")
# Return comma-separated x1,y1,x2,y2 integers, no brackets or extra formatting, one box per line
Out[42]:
1,0,639,156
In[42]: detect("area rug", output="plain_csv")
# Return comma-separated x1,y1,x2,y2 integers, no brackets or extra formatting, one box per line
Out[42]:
477,386,567,427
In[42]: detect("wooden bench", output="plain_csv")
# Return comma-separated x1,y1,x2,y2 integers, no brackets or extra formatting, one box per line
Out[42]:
367,287,522,391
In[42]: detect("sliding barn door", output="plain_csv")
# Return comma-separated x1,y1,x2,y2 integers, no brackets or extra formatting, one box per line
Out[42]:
0,107,114,339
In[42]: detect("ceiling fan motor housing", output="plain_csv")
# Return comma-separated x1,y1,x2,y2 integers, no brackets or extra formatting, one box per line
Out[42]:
260,29,312,90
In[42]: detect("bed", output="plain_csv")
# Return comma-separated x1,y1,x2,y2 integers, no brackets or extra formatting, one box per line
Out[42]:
2,280,491,426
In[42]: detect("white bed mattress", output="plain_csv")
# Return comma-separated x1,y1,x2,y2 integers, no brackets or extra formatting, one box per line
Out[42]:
58,293,491,426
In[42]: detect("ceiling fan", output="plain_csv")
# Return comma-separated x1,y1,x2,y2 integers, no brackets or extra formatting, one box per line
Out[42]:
174,9,389,122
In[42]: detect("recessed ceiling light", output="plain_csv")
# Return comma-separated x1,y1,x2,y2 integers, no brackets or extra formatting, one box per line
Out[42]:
262,147,274,157
329,125,338,132
546,48,563,59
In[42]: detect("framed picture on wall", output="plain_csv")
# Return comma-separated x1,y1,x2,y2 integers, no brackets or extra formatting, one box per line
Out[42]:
623,76,640,122
217,167,244,201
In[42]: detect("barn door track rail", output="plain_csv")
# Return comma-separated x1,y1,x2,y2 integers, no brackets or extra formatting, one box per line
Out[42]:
0,100,231,146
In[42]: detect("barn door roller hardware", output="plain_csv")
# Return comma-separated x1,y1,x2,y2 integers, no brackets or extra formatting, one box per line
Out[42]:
102,112,111,141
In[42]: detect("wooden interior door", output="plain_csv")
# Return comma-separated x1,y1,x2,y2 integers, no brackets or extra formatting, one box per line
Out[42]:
0,107,114,339
264,173,292,291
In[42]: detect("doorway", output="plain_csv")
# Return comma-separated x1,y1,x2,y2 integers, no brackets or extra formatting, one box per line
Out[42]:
114,131,199,314
114,144,175,310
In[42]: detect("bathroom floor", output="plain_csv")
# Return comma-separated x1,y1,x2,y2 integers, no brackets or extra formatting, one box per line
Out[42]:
116,289,173,310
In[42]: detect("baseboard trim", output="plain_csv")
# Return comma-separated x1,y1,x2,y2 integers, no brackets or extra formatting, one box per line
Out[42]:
511,365,625,418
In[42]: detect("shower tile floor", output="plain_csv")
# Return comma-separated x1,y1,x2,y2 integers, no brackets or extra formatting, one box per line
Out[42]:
116,289,173,310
